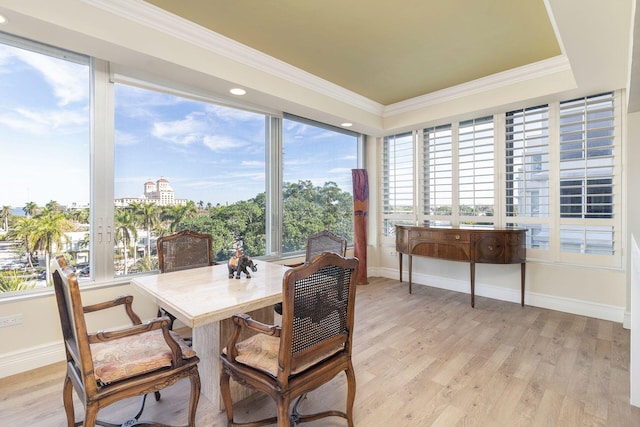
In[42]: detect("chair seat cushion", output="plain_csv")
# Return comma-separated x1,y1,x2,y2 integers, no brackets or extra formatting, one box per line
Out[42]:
91,329,196,385
230,333,342,378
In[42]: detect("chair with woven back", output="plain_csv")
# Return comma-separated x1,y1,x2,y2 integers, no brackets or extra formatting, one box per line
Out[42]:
156,229,216,330
220,252,359,427
274,229,347,315
51,254,201,427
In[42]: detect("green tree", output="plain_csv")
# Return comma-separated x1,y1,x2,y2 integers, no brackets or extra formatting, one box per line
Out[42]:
31,210,73,285
7,216,36,268
114,207,138,275
131,201,161,261
0,270,36,292
162,201,198,233
1,205,11,232
22,201,38,218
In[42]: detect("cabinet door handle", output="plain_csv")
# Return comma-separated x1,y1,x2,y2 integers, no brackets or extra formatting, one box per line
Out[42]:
488,245,494,251
455,234,461,240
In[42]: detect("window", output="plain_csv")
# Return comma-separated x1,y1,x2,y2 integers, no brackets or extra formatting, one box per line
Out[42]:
382,92,622,268
0,34,362,296
114,83,268,271
422,125,453,225
282,115,358,253
382,132,415,236
0,34,90,293
558,92,616,256
458,116,495,223
505,105,550,250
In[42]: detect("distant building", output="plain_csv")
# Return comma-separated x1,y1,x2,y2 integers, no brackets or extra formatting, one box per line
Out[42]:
114,177,188,207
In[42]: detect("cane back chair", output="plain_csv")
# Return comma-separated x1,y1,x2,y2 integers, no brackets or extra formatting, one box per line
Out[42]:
275,230,347,315
220,252,359,426
52,255,201,427
157,229,215,330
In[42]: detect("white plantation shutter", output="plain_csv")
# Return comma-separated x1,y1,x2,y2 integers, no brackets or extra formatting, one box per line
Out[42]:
559,92,616,256
382,132,415,236
505,105,550,250
458,116,494,222
422,124,453,225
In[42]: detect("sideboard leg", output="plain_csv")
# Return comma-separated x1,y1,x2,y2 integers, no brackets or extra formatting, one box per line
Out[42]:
408,255,413,294
399,252,403,283
521,262,526,307
470,262,475,308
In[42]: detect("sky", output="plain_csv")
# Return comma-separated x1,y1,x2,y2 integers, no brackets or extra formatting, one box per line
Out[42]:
1,40,358,210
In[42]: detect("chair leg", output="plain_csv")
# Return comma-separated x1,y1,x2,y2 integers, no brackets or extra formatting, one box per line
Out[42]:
276,395,291,427
220,369,235,425
62,375,75,427
188,367,201,427
345,364,356,427
84,402,99,427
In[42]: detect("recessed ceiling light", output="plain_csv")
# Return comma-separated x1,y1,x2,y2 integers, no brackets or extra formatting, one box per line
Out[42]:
230,88,246,96
0,14,8,25
341,122,353,127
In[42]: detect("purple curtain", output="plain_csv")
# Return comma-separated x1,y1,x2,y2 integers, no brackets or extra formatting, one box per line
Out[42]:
352,169,368,285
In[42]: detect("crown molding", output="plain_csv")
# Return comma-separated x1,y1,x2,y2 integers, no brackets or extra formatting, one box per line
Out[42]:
83,0,570,120
82,0,385,115
383,55,572,117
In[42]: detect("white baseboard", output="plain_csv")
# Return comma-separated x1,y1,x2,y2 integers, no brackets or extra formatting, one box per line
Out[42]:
0,341,65,379
370,267,626,324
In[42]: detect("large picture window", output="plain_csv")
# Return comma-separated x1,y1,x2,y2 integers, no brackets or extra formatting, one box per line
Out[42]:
282,115,358,253
0,35,361,296
0,35,90,292
114,83,268,274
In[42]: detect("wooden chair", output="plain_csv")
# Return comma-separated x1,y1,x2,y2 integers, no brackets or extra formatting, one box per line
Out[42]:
291,229,348,267
157,229,215,273
51,254,201,427
157,230,215,330
220,252,359,427
275,230,347,314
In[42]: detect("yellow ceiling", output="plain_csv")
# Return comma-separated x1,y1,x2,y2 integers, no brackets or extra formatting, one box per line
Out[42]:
144,0,561,105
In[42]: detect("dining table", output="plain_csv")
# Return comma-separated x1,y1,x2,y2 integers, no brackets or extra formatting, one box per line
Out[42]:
131,260,290,406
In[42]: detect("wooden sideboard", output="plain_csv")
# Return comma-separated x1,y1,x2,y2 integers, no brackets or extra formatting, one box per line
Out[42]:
395,225,527,307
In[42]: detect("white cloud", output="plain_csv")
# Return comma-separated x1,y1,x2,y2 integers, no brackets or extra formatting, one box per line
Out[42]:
0,107,87,136
202,135,245,152
14,48,89,106
114,130,139,146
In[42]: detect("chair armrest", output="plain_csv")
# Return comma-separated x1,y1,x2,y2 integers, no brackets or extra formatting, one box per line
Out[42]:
225,313,281,360
83,295,142,325
234,313,281,336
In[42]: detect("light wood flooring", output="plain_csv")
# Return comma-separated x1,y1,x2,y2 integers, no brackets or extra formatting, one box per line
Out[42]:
2,277,640,426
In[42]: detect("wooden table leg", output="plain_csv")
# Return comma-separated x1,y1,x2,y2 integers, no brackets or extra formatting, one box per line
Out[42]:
399,252,403,283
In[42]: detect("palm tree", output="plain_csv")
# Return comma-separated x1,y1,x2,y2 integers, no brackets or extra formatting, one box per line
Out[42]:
1,205,11,232
45,200,61,213
131,201,160,261
162,201,199,233
22,201,38,218
31,211,72,285
114,208,137,275
6,216,36,268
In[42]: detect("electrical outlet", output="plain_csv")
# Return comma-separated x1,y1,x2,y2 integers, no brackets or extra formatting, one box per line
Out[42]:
0,314,22,328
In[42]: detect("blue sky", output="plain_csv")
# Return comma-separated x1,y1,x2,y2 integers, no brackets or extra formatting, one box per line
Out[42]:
1,40,358,209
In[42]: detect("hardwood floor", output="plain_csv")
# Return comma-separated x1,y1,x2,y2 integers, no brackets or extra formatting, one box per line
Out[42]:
2,276,640,426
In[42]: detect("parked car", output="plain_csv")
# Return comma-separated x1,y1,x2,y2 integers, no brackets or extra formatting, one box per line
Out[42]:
77,266,90,278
